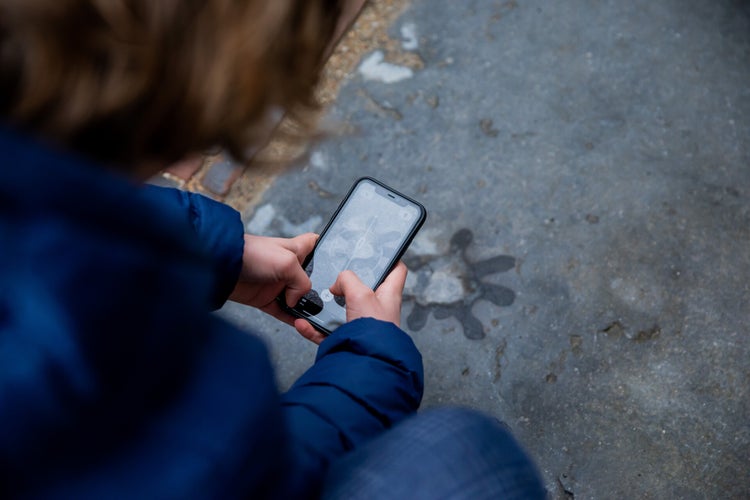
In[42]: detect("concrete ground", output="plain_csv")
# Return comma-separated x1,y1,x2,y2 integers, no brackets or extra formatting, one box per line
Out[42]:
219,0,750,497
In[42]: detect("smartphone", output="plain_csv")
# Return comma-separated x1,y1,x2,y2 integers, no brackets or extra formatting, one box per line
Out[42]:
280,177,427,335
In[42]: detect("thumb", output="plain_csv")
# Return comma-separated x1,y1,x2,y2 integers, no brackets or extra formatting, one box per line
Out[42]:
284,266,313,307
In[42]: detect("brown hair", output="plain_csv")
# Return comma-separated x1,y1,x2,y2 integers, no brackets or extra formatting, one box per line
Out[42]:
0,0,340,169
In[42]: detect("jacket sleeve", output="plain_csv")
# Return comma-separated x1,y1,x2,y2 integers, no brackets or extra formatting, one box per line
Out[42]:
280,318,424,494
143,185,245,309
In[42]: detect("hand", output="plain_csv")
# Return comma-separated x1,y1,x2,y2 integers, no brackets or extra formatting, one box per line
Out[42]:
294,262,408,342
229,233,317,327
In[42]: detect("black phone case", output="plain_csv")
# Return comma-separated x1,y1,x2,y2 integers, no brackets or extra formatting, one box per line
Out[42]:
278,176,427,335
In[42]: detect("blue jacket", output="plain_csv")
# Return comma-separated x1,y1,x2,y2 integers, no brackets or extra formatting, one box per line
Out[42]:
0,127,424,498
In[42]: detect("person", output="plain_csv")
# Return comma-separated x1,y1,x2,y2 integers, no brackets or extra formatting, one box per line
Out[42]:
0,1,545,498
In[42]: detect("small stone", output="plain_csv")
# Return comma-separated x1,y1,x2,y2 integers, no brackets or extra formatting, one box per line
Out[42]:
601,320,625,338
200,154,243,196
147,172,183,190
633,325,661,342
165,155,204,181
569,334,583,353
479,118,500,138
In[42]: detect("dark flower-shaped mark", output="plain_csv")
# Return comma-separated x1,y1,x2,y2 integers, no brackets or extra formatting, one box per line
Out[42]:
403,228,516,340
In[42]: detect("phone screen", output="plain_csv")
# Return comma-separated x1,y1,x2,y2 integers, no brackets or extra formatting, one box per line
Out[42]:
293,178,426,333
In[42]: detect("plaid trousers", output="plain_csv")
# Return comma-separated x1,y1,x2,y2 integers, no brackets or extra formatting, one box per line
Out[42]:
322,407,546,499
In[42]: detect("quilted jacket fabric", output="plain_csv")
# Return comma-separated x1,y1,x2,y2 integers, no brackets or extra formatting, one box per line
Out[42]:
0,127,423,499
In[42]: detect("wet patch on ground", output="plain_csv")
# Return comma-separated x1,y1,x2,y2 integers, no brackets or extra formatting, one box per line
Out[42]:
404,228,516,339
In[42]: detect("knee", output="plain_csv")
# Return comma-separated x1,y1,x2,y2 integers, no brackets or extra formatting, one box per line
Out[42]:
416,406,538,467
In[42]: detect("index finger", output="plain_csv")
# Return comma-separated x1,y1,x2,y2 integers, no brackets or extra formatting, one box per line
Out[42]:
286,233,318,264
272,233,317,264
